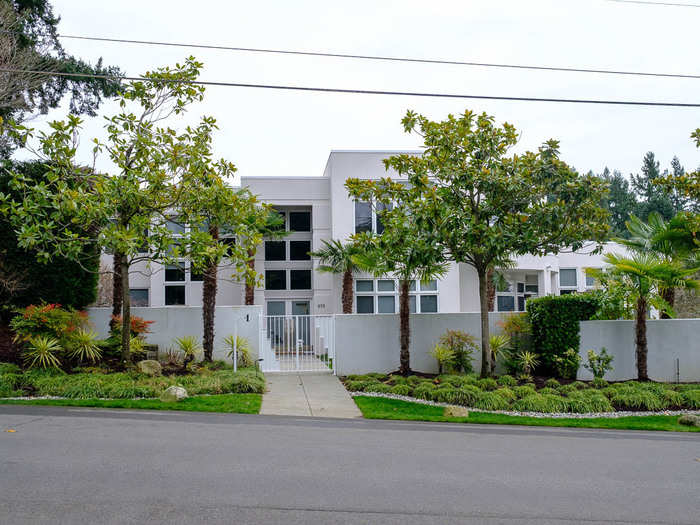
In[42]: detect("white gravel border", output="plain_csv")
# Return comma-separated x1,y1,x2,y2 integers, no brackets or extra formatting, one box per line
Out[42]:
351,392,700,419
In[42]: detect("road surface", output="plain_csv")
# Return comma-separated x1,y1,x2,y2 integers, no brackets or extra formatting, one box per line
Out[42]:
1,405,698,524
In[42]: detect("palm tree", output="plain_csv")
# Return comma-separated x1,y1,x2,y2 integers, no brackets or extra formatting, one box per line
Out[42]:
310,239,362,314
598,252,698,380
618,212,696,318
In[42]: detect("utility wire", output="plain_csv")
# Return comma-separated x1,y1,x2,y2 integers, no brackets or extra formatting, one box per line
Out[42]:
607,0,700,7
2,67,700,107
53,33,700,81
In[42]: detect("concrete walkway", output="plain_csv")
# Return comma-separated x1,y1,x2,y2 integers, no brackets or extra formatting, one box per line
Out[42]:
260,373,362,418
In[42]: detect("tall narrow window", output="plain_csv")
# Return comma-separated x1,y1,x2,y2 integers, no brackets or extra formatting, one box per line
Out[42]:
289,241,311,260
265,270,286,290
376,202,392,234
289,211,311,232
165,285,185,305
290,270,312,290
354,201,372,233
265,241,286,261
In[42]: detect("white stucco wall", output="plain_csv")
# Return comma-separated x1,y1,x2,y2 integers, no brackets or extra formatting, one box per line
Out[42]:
87,306,262,362
334,312,510,376
578,319,700,382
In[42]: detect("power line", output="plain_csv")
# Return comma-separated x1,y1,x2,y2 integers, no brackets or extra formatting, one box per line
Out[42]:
2,67,700,108
607,0,700,7
55,34,700,81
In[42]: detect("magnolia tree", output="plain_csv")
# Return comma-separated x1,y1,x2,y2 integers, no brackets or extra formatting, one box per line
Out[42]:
345,178,448,375
382,110,610,377
0,58,250,363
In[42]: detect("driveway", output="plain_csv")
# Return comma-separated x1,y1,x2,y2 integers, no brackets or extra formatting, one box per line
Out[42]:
0,405,698,524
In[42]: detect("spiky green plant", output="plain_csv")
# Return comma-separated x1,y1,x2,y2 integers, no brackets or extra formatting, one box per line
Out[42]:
516,351,540,376
23,336,63,369
429,343,456,374
489,334,510,375
67,329,102,363
173,336,202,369
224,335,252,368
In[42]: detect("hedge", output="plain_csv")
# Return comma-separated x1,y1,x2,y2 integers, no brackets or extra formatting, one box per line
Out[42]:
526,293,600,374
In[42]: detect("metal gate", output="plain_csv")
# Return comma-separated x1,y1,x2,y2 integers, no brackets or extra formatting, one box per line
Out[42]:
259,315,335,373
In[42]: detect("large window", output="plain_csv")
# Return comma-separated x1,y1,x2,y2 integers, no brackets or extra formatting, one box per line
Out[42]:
265,241,286,261
355,278,438,314
265,270,286,290
289,211,311,232
559,268,578,294
129,288,149,307
165,285,185,305
290,270,312,290
289,241,311,261
354,201,373,233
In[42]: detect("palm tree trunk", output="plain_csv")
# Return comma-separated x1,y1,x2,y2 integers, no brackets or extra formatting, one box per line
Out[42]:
245,248,255,305
486,267,496,312
119,258,131,363
660,287,675,319
110,252,123,332
341,269,353,314
635,295,648,381
398,279,411,376
477,266,492,378
202,226,219,362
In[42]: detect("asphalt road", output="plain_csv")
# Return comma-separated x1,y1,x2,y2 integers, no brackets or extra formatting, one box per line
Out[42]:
0,406,698,525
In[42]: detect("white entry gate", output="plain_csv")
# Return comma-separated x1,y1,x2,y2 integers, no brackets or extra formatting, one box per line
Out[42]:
259,315,335,373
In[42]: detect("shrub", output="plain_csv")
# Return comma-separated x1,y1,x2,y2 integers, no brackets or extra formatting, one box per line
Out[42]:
388,375,408,386
438,330,477,374
173,336,202,369
345,380,375,392
489,334,511,373
66,329,102,364
513,385,537,399
682,390,700,409
474,391,510,411
609,388,664,411
390,384,413,396
567,390,614,413
662,389,685,409
551,348,581,380
23,336,62,369
539,387,559,396
430,343,456,374
544,378,560,388
406,375,424,386
497,375,517,387
431,387,458,403
526,294,599,374
224,335,252,368
10,304,87,344
498,314,532,373
413,383,437,400
557,383,578,396
591,377,608,389
364,383,392,394
446,385,482,406
109,315,154,337
583,348,614,379
437,375,464,387
494,387,516,403
515,351,540,376
513,394,568,413
364,373,387,380
476,378,498,391
0,363,21,375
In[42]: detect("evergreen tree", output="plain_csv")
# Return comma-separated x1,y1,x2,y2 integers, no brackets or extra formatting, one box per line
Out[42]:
599,167,637,238
631,152,676,221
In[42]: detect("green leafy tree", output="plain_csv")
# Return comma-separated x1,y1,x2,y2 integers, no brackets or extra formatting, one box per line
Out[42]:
345,178,448,375
0,0,121,156
593,253,698,380
381,109,609,377
310,239,364,314
0,58,233,362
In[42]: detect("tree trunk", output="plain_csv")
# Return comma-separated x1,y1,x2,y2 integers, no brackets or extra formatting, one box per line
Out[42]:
202,226,219,362
120,259,131,363
477,266,492,378
110,252,123,332
635,295,648,381
341,269,353,314
245,248,255,305
398,279,411,376
486,267,496,312
660,287,675,320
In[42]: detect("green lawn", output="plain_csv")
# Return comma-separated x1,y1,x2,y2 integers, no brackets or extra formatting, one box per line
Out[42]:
0,393,262,414
354,396,700,432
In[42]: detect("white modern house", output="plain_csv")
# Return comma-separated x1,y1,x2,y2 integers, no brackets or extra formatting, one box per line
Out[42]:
101,150,620,316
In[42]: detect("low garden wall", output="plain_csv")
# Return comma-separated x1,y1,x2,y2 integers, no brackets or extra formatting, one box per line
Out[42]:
87,306,262,363
578,319,700,382
334,312,509,376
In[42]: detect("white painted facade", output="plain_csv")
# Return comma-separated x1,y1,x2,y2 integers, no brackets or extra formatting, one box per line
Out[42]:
99,150,624,316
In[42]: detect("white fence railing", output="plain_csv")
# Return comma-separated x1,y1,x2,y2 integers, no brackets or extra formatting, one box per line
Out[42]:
259,315,335,373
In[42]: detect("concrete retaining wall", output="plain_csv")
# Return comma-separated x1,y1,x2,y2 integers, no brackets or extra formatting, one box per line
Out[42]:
334,312,510,376
578,319,700,382
87,306,262,363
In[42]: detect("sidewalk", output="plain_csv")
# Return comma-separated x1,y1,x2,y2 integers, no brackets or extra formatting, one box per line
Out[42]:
260,373,362,418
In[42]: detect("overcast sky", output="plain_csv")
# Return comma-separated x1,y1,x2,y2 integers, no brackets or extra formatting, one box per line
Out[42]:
29,0,700,182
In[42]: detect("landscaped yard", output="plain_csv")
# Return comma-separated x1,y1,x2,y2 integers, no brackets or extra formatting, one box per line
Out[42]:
354,396,700,432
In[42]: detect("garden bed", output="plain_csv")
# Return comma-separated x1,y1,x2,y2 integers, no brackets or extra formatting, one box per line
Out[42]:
341,373,700,414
